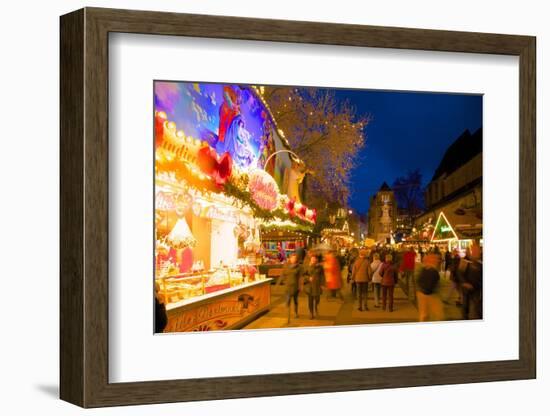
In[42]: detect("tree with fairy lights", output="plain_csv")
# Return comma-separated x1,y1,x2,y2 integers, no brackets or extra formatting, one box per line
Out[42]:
262,86,369,211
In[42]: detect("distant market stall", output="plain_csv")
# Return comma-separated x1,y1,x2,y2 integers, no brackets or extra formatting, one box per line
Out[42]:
318,218,356,250
430,210,482,254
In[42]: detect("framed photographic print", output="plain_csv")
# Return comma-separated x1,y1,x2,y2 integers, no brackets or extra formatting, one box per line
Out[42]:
60,7,536,408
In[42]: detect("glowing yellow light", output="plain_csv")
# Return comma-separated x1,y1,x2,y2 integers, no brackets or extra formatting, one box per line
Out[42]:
176,130,185,138
167,121,176,131
156,111,167,119
194,139,201,146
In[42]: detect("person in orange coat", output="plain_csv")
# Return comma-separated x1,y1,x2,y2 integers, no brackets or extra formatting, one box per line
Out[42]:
323,250,344,302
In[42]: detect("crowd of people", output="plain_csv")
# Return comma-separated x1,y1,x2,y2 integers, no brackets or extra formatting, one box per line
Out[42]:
278,242,483,324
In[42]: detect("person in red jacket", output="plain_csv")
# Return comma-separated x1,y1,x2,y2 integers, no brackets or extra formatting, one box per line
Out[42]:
400,246,417,300
380,254,397,312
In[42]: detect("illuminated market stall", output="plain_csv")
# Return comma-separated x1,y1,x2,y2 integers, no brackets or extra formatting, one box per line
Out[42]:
320,219,355,250
154,82,315,332
430,210,482,255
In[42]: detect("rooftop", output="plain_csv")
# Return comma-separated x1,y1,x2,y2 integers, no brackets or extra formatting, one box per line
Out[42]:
431,127,482,181
379,181,391,191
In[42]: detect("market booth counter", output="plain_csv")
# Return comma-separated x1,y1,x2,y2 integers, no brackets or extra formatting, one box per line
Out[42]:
259,227,310,284
158,270,272,332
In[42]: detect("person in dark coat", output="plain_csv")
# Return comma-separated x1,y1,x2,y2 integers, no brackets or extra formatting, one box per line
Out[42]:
303,254,325,319
459,244,483,319
296,247,307,264
282,252,303,323
347,248,359,298
154,282,168,333
416,253,444,321
443,248,463,305
444,249,452,273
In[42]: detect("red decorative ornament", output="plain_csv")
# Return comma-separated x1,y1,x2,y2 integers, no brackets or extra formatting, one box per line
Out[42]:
197,146,218,175
285,198,295,216
297,204,307,217
197,146,232,187
311,208,317,223
155,112,167,148
213,152,232,187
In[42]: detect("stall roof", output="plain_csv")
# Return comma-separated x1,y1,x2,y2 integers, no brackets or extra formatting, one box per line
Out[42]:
431,209,482,241
261,229,311,241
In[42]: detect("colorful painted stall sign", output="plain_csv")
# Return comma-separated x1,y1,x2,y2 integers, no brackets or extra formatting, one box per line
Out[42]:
165,282,271,332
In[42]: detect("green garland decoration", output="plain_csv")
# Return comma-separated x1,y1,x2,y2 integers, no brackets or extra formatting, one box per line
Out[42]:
259,222,314,234
157,158,314,231
223,179,314,230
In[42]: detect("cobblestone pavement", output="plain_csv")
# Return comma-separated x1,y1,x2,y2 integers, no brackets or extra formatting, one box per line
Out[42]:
244,271,464,330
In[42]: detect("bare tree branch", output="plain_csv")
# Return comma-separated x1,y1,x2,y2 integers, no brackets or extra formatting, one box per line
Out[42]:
263,86,368,207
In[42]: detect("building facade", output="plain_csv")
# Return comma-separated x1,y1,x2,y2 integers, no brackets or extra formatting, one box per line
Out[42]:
425,128,482,210
416,128,483,252
367,182,397,244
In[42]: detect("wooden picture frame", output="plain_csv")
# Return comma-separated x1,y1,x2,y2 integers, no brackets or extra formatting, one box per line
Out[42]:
60,7,536,408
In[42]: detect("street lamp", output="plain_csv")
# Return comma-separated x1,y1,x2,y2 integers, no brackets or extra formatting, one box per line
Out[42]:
263,149,301,170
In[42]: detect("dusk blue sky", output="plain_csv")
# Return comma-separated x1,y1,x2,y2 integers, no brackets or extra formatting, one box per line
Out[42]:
333,89,482,214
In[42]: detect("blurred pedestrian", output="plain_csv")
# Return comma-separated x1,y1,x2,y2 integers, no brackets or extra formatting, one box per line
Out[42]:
401,245,416,298
370,253,383,307
296,246,306,264
351,249,371,311
324,250,344,302
380,254,397,312
416,253,445,321
444,249,452,277
347,248,359,299
282,252,303,323
443,248,462,305
459,244,483,319
154,281,168,333
339,250,349,290
303,254,325,319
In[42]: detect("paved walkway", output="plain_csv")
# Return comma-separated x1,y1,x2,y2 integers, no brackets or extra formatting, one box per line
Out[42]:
244,271,464,330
